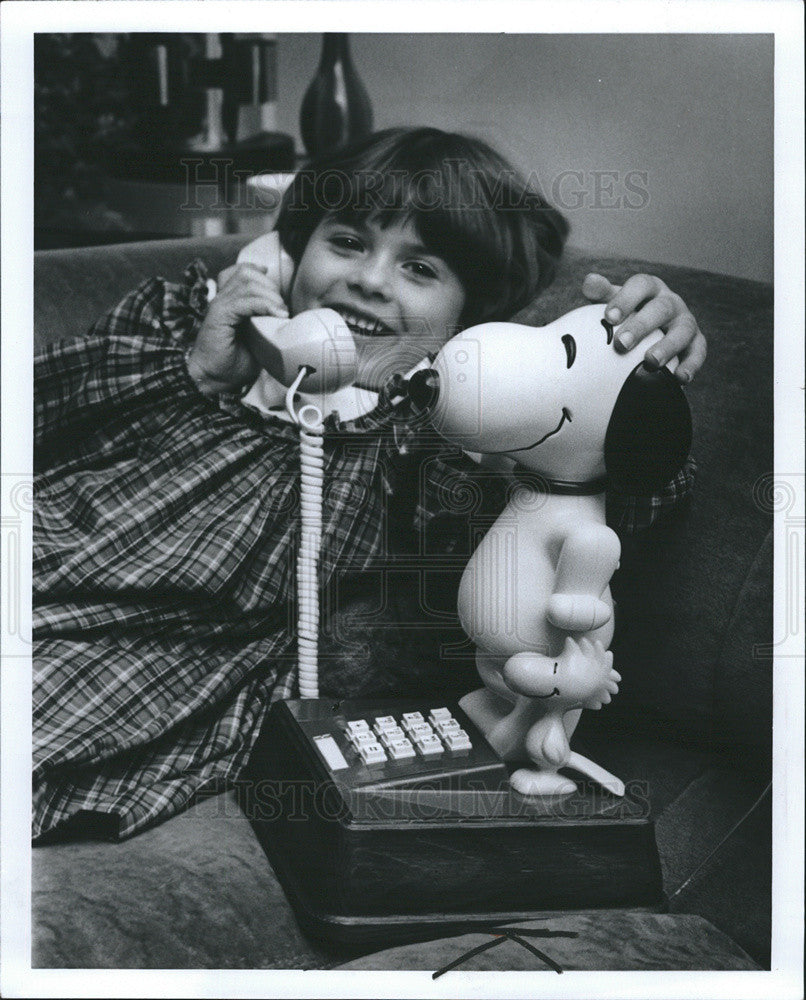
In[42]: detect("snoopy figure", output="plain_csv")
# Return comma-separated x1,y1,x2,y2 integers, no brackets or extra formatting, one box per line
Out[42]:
408,304,692,798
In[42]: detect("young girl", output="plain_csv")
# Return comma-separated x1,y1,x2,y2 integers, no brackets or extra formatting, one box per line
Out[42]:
33,127,703,841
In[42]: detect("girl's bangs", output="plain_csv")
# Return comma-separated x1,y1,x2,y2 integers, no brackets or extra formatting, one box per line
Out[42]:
330,164,504,276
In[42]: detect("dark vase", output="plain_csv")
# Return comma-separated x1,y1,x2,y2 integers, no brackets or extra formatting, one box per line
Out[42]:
299,34,373,157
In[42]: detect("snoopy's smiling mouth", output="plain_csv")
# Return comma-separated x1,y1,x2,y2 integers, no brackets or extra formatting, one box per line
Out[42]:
534,687,561,699
488,407,572,455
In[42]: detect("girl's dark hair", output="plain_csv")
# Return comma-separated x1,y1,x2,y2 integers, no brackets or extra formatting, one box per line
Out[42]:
275,127,569,327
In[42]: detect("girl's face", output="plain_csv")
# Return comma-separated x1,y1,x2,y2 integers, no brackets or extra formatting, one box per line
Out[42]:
290,215,466,390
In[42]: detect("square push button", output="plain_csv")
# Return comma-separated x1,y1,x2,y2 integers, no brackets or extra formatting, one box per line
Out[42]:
434,718,461,737
358,742,387,765
349,731,376,749
408,722,434,741
373,715,398,735
443,729,472,751
415,734,443,755
387,738,416,760
401,711,425,730
379,727,405,747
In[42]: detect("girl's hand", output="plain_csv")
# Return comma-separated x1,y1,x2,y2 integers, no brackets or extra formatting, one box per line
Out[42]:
186,262,289,396
582,272,707,383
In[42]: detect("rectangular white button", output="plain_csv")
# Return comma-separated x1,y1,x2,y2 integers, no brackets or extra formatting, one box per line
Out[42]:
434,718,461,736
313,734,350,770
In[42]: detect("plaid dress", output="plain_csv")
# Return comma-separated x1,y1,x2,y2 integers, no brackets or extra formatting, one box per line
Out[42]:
33,261,696,841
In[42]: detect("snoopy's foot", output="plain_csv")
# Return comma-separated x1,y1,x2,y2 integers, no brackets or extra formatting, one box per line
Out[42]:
509,767,577,798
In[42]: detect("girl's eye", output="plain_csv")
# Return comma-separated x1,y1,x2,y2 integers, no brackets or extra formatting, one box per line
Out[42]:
405,260,438,279
330,234,363,252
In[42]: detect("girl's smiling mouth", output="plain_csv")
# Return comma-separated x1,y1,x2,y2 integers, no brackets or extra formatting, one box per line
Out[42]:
329,304,395,338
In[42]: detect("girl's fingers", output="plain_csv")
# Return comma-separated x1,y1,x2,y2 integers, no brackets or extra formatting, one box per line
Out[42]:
218,261,268,285
215,275,289,317
672,330,708,383
581,272,621,301
603,273,665,325
640,311,699,368
580,271,706,383
613,292,684,352
259,292,289,318
230,292,290,320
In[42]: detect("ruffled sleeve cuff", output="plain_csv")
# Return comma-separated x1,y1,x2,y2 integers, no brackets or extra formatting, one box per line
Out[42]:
607,456,698,535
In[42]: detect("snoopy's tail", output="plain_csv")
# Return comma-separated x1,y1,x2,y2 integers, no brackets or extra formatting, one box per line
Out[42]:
566,751,625,796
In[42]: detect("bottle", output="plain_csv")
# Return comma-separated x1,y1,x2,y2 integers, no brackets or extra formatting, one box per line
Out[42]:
299,34,373,157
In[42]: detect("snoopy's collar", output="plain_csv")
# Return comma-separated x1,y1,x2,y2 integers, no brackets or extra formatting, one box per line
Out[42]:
512,464,608,496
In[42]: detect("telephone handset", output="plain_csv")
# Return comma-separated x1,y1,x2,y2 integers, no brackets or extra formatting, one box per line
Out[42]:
237,233,360,400
235,233,429,413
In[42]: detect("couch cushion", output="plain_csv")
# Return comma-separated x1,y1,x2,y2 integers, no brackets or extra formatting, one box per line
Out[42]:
33,733,769,969
574,730,771,966
32,791,343,970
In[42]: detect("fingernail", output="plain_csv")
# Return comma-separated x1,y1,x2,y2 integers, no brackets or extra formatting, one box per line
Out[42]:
617,331,634,349
677,370,692,384
645,351,661,369
606,307,622,323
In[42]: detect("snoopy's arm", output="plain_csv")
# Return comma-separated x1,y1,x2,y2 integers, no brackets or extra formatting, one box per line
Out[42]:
546,524,621,631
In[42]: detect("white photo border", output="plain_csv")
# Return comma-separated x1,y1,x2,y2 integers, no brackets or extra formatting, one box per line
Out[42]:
2,2,803,998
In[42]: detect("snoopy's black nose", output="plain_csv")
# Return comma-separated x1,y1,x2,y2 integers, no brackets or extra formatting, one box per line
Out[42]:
407,368,440,411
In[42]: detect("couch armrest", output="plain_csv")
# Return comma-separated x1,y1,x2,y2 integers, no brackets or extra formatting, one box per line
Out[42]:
34,235,251,350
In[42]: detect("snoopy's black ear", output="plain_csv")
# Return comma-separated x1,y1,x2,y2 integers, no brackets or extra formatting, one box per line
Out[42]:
605,364,692,495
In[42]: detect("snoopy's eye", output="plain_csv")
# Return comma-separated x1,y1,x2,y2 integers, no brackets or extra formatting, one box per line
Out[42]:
562,334,577,368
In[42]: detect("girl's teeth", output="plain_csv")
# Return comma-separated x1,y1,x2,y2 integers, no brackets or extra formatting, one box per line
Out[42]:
338,309,390,336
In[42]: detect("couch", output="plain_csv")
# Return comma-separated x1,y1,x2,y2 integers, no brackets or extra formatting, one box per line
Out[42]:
31,234,773,972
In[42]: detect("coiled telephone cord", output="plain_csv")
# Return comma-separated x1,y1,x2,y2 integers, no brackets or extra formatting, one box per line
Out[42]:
286,369,324,698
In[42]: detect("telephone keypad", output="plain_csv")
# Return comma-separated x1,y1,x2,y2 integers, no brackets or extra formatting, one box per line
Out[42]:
339,707,474,767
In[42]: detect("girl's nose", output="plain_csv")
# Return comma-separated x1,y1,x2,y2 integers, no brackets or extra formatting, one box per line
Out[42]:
348,254,392,299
